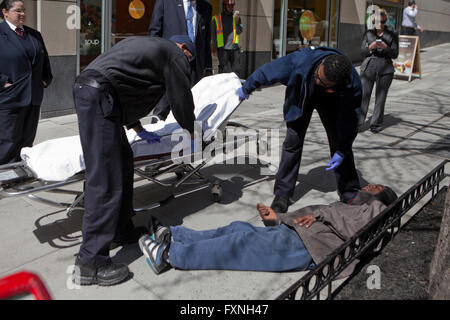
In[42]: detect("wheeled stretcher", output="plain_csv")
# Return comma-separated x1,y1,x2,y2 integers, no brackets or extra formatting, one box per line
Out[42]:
0,73,265,213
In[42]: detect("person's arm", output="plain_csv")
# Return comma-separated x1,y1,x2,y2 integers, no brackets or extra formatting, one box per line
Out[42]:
0,73,11,88
148,0,164,36
235,15,243,35
383,31,399,60
360,31,375,57
211,16,218,54
164,55,195,134
39,32,53,87
242,54,294,95
312,201,386,240
405,6,418,19
131,121,144,134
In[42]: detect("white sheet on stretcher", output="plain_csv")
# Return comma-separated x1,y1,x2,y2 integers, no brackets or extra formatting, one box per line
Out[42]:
20,73,242,182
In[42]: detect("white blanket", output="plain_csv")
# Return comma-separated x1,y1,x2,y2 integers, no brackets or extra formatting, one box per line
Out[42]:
20,73,242,181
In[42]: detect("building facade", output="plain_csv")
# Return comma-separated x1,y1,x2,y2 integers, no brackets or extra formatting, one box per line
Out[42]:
2,0,449,118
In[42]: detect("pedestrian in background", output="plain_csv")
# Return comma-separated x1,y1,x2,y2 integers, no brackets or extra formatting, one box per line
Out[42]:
0,0,52,165
401,1,423,35
211,0,243,77
359,8,399,133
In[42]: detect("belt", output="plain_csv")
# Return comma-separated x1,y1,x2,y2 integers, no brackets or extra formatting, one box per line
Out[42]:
402,26,415,29
75,76,102,89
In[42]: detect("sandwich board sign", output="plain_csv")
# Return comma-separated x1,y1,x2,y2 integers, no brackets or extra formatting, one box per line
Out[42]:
393,35,421,82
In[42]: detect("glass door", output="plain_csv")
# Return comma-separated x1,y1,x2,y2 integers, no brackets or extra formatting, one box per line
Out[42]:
79,0,103,71
79,0,157,71
272,0,340,59
111,0,156,45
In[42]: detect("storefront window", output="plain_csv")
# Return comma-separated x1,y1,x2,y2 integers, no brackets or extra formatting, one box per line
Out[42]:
272,0,339,59
111,0,155,45
79,0,156,71
80,0,102,71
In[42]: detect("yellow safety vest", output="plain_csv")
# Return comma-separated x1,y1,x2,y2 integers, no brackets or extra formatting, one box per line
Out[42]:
212,13,239,48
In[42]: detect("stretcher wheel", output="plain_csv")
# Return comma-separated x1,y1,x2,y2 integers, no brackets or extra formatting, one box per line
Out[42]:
211,183,222,203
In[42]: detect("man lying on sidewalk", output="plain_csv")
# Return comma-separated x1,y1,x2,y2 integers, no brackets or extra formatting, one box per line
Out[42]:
138,184,398,276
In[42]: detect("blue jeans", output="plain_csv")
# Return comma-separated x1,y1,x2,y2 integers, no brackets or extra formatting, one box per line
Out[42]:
169,221,314,272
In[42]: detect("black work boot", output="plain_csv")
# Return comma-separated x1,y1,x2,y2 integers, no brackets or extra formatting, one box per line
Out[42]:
73,256,129,286
270,196,289,213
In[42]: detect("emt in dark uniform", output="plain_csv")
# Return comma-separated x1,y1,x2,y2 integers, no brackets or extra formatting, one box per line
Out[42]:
72,35,196,286
238,47,362,213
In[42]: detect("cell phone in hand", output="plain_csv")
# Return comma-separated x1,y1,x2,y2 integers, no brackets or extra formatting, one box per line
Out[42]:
376,39,382,42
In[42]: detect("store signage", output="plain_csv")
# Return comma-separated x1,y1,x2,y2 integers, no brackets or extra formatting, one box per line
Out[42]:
129,0,145,20
299,10,316,41
393,35,422,81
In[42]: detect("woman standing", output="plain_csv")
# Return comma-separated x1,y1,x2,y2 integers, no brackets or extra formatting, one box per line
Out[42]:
0,0,53,164
359,8,398,133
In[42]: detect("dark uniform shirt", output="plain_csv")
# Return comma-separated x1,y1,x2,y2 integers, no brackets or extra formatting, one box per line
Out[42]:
85,36,195,133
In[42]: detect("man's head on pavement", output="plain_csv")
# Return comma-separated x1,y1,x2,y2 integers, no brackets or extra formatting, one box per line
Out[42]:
315,54,352,93
223,0,235,15
362,184,398,206
169,35,196,62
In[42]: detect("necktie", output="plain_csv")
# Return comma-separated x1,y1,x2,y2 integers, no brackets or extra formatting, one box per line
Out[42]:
15,27,24,37
186,1,195,42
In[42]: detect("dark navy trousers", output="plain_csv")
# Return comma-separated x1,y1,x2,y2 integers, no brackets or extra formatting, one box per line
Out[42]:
0,104,40,165
73,82,134,267
274,103,360,202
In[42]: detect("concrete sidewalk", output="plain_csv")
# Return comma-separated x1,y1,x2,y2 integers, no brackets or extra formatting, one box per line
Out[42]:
0,43,449,300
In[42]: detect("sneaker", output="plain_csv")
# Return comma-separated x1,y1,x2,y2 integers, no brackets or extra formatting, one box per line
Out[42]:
138,235,170,274
148,216,171,243
270,196,289,213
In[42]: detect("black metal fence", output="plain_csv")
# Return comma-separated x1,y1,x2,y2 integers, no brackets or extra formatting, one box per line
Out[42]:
276,160,449,300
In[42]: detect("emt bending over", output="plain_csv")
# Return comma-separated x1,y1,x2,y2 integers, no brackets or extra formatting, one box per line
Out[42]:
139,184,397,276
236,47,362,213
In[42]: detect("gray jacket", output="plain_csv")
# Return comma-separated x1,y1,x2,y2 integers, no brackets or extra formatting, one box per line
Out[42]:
276,192,387,278
360,28,399,75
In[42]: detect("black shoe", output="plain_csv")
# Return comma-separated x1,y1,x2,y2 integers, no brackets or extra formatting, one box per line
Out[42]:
270,196,289,213
370,126,383,133
110,226,149,250
73,257,129,286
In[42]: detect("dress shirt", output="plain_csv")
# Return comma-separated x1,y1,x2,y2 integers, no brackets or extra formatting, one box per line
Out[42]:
5,19,23,33
402,6,420,29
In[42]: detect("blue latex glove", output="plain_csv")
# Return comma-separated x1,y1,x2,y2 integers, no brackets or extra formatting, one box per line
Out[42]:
137,129,161,144
237,87,249,100
326,152,344,171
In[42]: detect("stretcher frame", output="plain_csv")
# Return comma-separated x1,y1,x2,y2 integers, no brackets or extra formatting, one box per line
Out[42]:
0,108,269,214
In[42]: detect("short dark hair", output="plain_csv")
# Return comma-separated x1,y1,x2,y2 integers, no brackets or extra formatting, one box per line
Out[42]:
322,54,352,86
0,0,23,19
373,186,398,206
408,1,416,6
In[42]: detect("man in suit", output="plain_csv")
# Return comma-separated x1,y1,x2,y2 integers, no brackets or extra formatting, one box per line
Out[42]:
72,35,196,286
148,0,212,121
0,0,53,165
